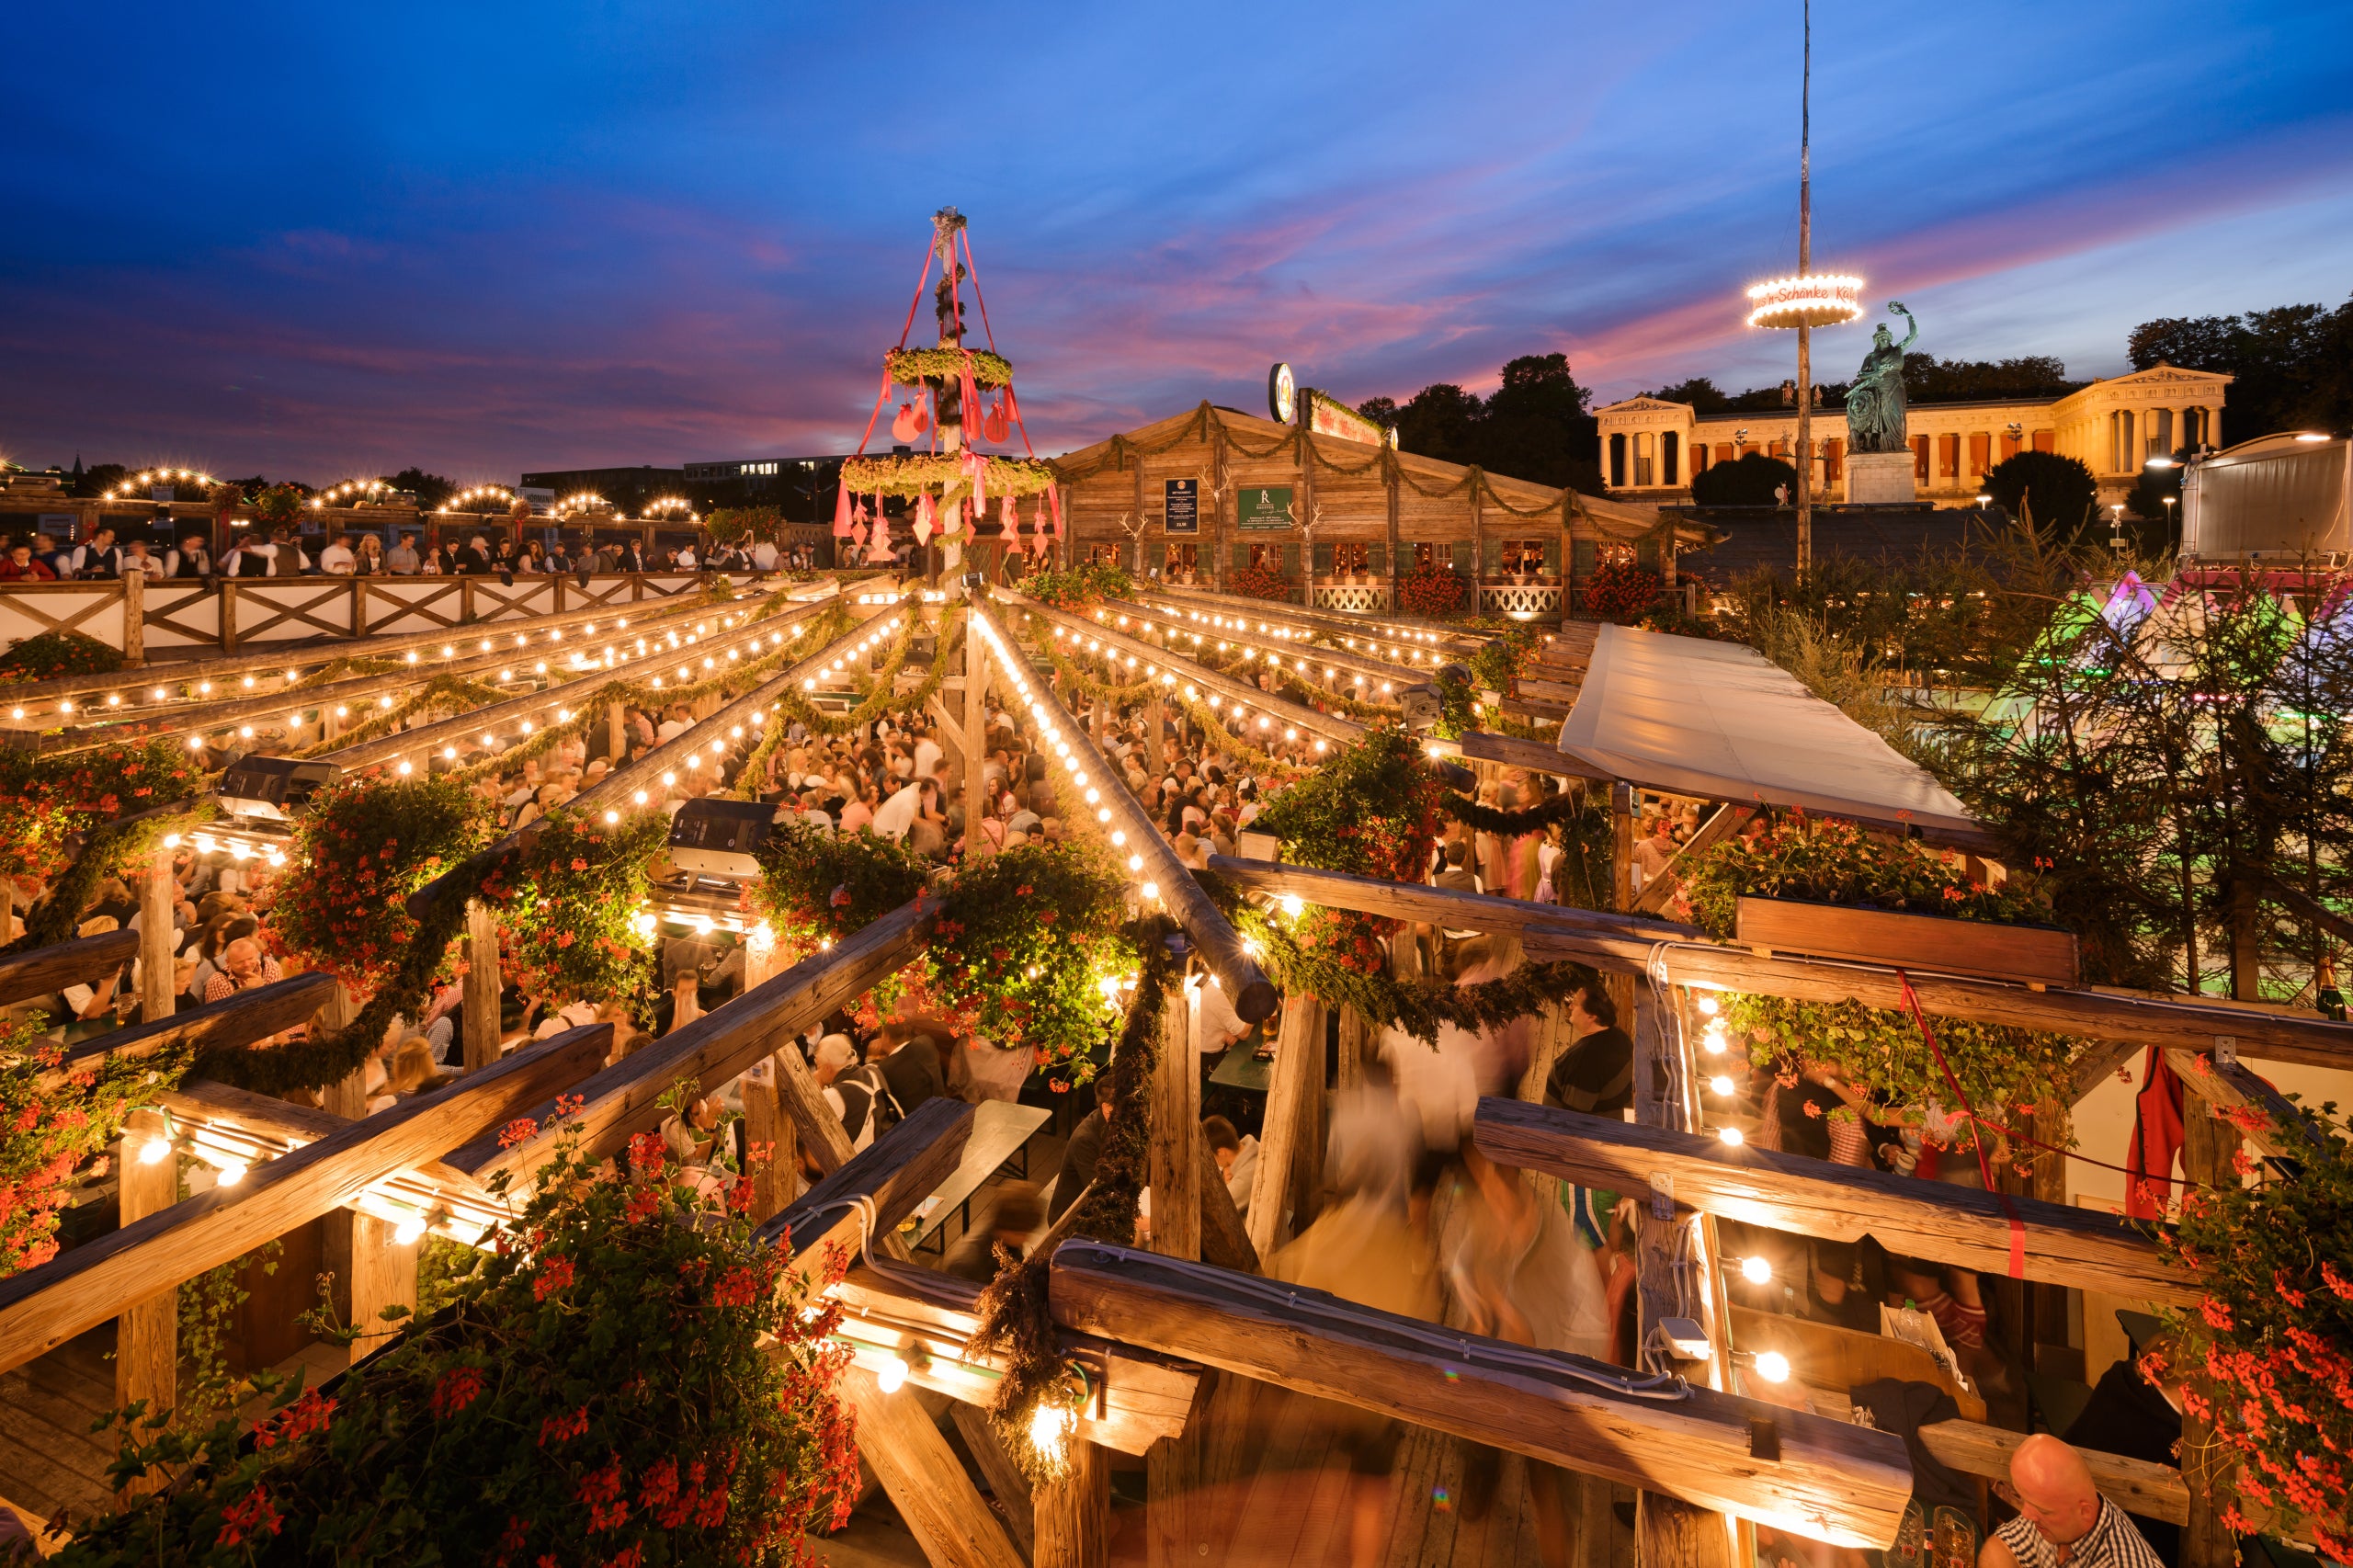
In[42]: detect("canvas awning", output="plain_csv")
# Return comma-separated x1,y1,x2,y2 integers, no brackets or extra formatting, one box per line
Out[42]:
1556,624,1993,851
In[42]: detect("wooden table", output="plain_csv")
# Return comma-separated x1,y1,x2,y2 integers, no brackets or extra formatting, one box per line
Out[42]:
1207,1042,1274,1094
908,1100,1051,1251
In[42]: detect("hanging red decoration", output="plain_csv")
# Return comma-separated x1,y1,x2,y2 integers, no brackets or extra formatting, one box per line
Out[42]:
914,492,937,545
832,485,853,538
891,403,919,444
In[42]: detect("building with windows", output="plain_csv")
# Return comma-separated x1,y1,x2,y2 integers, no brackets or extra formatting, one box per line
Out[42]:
517,464,687,515
678,454,853,521
1047,402,1710,621
1594,364,2230,507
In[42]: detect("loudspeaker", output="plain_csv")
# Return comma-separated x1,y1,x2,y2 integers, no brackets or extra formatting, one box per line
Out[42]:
217,756,341,821
666,797,781,878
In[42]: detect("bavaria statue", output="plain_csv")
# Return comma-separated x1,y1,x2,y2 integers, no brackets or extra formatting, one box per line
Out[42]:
1845,301,1919,454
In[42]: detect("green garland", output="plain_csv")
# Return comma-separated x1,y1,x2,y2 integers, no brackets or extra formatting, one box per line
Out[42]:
1202,872,1591,1044
839,453,1055,501
1022,565,1133,610
6,802,213,954
1196,641,1397,721
886,346,1014,387
1039,634,1306,778
971,914,1180,1482
1040,637,1156,703
1432,671,1477,740
1440,786,1586,837
290,675,508,759
767,614,934,737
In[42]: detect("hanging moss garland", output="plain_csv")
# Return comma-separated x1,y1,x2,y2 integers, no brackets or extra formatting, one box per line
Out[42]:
885,345,1014,387
839,452,1054,500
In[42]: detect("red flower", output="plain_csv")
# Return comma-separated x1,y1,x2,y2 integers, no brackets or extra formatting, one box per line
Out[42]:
216,1483,281,1548
538,1404,590,1447
430,1364,487,1419
628,1131,668,1176
533,1255,577,1301
498,1117,540,1151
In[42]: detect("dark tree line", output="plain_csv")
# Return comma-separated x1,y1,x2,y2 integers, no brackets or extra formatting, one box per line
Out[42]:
1357,353,1606,494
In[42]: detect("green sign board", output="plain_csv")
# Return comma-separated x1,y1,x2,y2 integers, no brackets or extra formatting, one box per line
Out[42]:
1235,485,1293,531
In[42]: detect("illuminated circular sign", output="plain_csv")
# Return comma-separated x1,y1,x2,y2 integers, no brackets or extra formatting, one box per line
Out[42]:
1268,362,1296,425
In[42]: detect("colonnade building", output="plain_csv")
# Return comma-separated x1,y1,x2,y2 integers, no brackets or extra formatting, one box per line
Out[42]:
1595,363,2231,508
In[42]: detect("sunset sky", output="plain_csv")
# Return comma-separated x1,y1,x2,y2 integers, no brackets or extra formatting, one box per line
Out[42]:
4,0,2348,483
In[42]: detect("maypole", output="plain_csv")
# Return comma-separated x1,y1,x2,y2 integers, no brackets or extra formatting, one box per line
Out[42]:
837,208,1058,588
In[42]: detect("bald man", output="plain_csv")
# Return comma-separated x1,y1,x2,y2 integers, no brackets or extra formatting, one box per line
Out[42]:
1981,1434,2163,1568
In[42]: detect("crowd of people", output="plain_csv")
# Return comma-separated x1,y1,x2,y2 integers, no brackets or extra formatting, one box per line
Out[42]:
0,519,827,581
5,587,2179,1568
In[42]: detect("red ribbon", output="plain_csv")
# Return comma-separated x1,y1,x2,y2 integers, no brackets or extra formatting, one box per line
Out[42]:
1895,970,2029,1279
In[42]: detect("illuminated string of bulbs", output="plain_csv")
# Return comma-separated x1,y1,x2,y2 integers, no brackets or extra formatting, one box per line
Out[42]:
1043,622,1327,756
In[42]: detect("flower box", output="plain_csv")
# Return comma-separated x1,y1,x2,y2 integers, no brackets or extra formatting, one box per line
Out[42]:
1733,895,2079,987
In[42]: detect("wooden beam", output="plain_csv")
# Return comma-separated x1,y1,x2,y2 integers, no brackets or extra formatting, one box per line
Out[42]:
1034,1439,1111,1568
0,927,138,1009
462,900,500,1073
2165,1047,2326,1160
158,1080,493,1207
448,899,937,1187
1472,1096,2194,1307
1148,1000,1199,1262
1245,995,1322,1257
831,1264,1202,1456
0,1023,612,1375
1632,805,1744,916
948,1403,1036,1557
347,1211,419,1358
112,1108,177,1483
998,589,1361,745
842,1361,1029,1568
138,847,176,1024
40,971,339,1091
759,1097,974,1281
1916,1420,2188,1526
973,594,1278,1021
1045,1239,1914,1550
1206,854,1694,949
1197,1140,1258,1275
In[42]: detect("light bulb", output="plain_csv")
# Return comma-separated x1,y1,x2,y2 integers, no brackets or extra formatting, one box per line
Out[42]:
1718,1127,1745,1148
137,1137,171,1165
393,1215,427,1246
1029,1401,1074,1460
1741,1256,1773,1284
1695,995,1719,1017
214,1158,249,1186
1710,1075,1736,1096
876,1354,909,1394
1754,1351,1790,1384
1141,882,1160,902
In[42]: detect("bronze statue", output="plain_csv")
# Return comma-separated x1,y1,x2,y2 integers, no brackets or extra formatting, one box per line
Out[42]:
1845,301,1918,454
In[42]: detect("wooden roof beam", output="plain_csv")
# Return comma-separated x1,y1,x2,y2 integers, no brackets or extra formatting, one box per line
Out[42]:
448,897,939,1188
972,592,1279,1021
0,928,138,1008
39,970,338,1091
1472,1096,2194,1308
1046,1238,1914,1550
0,1022,613,1375
995,589,1361,746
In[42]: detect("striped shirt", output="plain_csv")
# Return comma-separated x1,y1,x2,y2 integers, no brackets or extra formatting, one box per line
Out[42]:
1993,1498,2165,1568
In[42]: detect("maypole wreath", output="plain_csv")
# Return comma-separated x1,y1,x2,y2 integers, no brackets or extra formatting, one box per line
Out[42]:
833,208,1063,568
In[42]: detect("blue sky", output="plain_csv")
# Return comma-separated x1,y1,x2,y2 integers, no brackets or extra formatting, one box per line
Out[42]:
3,0,2348,483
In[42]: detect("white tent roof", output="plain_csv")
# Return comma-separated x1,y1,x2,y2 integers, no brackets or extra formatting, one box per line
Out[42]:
1555,624,1985,846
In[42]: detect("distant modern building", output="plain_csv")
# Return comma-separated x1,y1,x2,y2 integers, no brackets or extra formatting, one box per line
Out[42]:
1595,364,2232,508
679,454,855,522
517,464,686,515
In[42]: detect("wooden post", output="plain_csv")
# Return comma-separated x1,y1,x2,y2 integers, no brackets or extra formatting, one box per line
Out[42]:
962,626,989,858
2177,1101,2242,1568
1245,995,1323,1258
121,569,144,667
607,700,627,763
740,1054,791,1226
1336,1004,1371,1092
321,983,370,1119
220,580,239,653
1148,999,1199,1262
949,1404,1037,1557
139,845,175,1025
1144,694,1165,772
1038,1437,1112,1568
347,1210,419,1359
1631,988,1736,1568
463,899,501,1072
841,1363,1028,1568
1145,996,1200,1568
113,1108,178,1480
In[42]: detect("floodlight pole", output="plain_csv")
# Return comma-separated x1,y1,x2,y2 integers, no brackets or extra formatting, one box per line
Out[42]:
1795,0,1813,574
